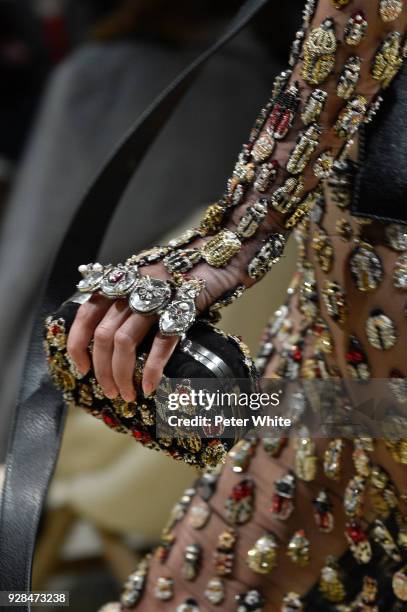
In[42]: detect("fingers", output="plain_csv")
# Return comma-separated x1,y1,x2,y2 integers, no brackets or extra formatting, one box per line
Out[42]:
92,300,133,398
67,294,112,375
67,288,179,402
142,333,179,397
111,314,152,402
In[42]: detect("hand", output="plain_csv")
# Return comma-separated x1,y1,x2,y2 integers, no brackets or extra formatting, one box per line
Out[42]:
67,263,177,402
66,256,245,402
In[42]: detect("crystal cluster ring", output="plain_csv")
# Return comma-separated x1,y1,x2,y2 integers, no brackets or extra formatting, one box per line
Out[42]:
76,262,205,336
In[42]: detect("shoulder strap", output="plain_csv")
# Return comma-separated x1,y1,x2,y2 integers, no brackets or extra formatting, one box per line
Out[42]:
0,1,270,608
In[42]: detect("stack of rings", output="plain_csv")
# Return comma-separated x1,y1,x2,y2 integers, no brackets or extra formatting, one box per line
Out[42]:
76,262,205,337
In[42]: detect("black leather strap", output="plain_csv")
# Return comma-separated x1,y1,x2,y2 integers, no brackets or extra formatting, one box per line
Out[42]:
0,2,269,609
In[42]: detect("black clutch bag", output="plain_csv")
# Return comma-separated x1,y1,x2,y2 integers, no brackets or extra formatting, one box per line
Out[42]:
44,294,257,469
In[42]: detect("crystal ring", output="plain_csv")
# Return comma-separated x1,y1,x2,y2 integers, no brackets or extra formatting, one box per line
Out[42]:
129,275,172,315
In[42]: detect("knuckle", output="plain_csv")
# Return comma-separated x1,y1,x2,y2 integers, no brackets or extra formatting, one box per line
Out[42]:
94,324,113,345
114,329,134,350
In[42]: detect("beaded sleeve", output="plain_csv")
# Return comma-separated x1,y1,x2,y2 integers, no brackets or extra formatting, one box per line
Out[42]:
143,0,407,315
78,1,407,331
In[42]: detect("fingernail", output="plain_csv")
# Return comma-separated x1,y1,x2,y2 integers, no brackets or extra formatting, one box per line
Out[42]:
122,392,136,403
67,356,88,377
142,380,154,397
105,390,118,400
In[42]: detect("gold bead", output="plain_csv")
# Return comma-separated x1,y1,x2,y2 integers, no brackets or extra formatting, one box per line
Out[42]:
199,202,226,235
302,19,337,85
201,230,242,267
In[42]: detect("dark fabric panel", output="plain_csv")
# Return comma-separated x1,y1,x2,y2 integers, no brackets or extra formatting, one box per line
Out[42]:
353,63,407,225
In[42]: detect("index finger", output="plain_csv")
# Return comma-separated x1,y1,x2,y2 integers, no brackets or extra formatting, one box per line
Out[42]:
67,294,112,374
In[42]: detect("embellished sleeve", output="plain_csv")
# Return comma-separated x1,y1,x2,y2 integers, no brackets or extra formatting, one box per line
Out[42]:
155,0,407,314
78,1,407,324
